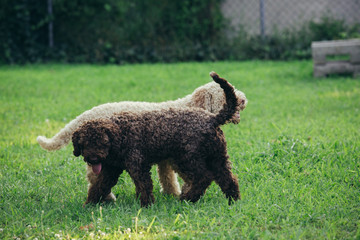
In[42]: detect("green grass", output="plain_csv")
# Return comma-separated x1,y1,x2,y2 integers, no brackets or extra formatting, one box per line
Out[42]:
0,61,359,239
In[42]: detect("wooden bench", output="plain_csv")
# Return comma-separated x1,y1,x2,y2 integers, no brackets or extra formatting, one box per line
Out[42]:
312,39,360,78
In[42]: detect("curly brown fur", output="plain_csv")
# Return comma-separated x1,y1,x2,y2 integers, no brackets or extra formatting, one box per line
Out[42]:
73,72,241,207
38,75,247,199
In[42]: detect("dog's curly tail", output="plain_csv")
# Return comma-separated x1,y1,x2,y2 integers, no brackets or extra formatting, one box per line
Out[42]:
37,107,103,151
37,103,124,151
37,121,77,151
37,103,113,151
210,71,239,126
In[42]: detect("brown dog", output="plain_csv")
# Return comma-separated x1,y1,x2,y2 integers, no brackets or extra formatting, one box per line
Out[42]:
72,72,241,207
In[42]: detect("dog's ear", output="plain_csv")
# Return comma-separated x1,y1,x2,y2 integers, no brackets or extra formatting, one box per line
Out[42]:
72,129,82,157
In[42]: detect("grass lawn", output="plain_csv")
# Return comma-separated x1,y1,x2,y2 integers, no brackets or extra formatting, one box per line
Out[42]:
0,61,359,239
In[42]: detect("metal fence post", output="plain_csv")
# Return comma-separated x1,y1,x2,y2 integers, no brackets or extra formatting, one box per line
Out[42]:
259,0,265,39
48,0,54,48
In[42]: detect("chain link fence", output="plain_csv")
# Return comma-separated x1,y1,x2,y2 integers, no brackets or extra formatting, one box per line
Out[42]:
222,0,360,37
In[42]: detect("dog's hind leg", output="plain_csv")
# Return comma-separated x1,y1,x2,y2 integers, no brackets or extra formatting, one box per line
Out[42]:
207,134,241,204
157,160,181,197
212,158,241,205
179,175,212,203
176,156,213,203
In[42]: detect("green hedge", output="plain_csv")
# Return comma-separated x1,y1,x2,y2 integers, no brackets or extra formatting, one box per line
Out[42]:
0,0,49,63
0,0,359,64
0,0,226,64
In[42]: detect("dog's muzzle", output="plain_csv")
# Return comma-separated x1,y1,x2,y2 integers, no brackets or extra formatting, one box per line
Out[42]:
86,156,102,175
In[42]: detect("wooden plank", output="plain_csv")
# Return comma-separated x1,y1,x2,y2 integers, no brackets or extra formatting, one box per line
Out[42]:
314,61,360,77
312,39,360,77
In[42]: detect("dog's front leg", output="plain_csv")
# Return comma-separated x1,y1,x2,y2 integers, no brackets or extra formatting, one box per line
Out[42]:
85,167,121,206
86,165,117,202
126,164,155,207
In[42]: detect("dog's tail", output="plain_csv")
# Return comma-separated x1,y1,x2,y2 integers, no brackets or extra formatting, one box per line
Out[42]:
37,119,80,151
37,106,105,151
210,71,239,126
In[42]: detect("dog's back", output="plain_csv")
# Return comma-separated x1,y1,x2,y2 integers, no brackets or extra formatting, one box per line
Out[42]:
109,107,214,158
108,71,238,160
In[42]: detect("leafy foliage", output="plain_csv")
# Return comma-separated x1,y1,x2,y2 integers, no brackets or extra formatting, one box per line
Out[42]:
228,16,360,60
0,0,226,64
0,1,359,63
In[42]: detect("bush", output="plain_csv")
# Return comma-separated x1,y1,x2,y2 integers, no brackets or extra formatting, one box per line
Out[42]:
0,1,358,64
0,0,226,64
228,16,360,60
0,0,49,64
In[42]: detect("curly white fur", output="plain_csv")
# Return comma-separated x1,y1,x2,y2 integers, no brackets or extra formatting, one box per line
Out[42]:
37,80,247,198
